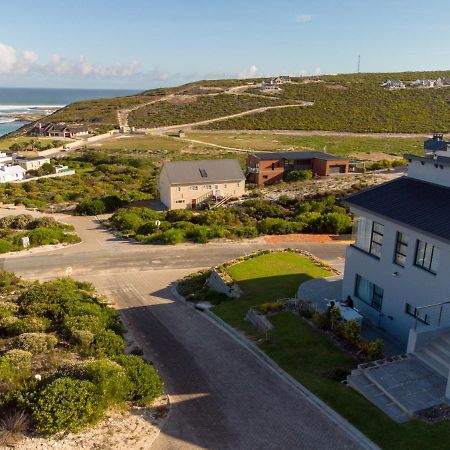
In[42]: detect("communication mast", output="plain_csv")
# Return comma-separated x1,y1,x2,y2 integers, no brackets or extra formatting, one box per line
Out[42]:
357,55,361,74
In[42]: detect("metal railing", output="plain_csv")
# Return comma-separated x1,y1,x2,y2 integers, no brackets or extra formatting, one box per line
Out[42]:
411,300,450,330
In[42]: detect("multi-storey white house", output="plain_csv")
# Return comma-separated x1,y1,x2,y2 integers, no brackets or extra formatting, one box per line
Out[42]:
341,141,450,396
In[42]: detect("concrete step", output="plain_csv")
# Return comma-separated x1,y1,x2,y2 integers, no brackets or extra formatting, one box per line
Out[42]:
347,372,410,423
415,349,449,378
431,338,450,359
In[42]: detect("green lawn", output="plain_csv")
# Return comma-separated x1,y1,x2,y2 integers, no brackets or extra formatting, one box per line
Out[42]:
187,131,424,157
213,252,449,450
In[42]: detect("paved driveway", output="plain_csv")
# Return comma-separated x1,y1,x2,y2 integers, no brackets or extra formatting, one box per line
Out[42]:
0,211,370,449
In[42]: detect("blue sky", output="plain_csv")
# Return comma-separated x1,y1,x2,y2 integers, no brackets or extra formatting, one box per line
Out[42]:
1,0,450,89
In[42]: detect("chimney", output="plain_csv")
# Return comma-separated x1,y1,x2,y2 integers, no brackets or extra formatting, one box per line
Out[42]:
433,133,444,141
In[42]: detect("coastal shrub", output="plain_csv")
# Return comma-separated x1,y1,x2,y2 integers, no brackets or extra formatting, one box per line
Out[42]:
10,333,57,354
0,316,20,335
317,213,352,234
75,199,107,216
89,330,126,357
83,359,131,407
286,169,313,182
185,225,210,243
0,357,25,390
342,320,361,349
72,330,95,352
3,350,32,373
165,209,193,222
256,300,285,314
136,222,158,235
113,355,163,406
256,218,293,235
1,316,50,336
0,271,21,292
158,228,186,244
32,378,101,435
0,239,15,254
366,339,384,361
0,301,18,319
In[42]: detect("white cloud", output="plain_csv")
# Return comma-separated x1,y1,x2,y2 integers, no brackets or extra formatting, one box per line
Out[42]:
40,54,141,79
238,64,258,79
0,43,37,75
295,14,312,23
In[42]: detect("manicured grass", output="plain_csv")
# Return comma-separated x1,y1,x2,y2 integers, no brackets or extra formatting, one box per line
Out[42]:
214,252,450,450
214,252,332,332
187,131,424,157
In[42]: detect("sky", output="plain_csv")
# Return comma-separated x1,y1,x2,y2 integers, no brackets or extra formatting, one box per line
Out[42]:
1,0,450,90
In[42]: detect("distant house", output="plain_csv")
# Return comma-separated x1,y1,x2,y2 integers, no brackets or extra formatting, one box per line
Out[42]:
0,165,26,183
246,151,349,185
260,79,283,92
381,79,405,89
423,133,450,154
0,152,13,167
273,76,291,84
158,159,245,210
176,130,186,138
29,123,90,139
13,155,51,172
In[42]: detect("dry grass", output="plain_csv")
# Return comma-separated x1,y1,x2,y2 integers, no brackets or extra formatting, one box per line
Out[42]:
0,410,29,446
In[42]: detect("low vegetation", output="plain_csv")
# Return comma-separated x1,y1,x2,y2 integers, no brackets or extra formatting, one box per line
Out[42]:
0,215,80,253
0,273,163,443
200,71,450,133
109,194,353,244
128,93,286,128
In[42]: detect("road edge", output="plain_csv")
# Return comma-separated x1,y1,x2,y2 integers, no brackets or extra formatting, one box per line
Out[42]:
171,283,380,450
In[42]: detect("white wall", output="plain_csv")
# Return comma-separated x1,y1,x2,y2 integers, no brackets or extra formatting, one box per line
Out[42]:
342,207,450,344
408,159,450,188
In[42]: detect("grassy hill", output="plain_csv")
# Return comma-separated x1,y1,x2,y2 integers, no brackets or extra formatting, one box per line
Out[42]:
10,70,450,136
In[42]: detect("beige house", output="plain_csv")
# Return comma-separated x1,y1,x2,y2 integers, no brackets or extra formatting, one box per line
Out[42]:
13,155,50,171
158,159,245,210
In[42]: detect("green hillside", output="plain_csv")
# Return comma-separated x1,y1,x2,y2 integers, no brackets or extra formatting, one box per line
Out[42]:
11,70,450,136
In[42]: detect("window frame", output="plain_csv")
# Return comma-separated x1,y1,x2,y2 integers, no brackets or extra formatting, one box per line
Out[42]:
393,231,408,267
369,221,384,258
414,240,439,274
354,274,384,311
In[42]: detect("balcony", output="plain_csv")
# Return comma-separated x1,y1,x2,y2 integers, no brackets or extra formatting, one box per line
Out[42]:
246,167,259,174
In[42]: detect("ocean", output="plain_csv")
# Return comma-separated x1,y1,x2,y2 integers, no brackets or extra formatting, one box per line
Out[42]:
0,87,141,137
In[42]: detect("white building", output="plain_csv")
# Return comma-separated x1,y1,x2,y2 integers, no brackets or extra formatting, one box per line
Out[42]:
0,165,26,183
0,152,13,167
341,138,450,397
13,155,50,171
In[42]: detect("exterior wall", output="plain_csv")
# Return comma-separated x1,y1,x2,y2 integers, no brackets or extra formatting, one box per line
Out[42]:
168,180,245,210
246,155,284,185
157,169,172,209
407,159,450,188
341,207,450,345
312,159,349,176
15,158,50,171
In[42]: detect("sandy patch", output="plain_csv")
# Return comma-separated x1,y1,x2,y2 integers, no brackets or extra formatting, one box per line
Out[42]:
12,396,169,450
350,152,403,161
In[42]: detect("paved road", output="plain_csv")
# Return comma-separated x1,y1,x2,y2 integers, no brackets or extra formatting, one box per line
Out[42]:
0,211,367,449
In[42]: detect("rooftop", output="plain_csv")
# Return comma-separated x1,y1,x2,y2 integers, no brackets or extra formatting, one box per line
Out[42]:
344,176,450,242
252,151,347,161
162,159,245,185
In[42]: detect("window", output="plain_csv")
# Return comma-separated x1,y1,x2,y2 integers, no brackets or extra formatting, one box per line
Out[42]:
405,303,430,325
394,232,408,266
415,240,440,274
354,275,384,311
214,185,219,190
176,186,181,192
354,217,384,258
175,199,185,204
237,182,240,187
370,222,384,258
203,185,212,190
223,183,228,188
189,185,198,191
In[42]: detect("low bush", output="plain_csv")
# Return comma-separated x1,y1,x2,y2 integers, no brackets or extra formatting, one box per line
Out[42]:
286,169,313,182
83,359,132,407
10,333,57,354
342,320,362,350
113,355,163,406
257,300,285,314
89,330,126,357
1,316,50,336
3,350,32,373
32,378,102,435
157,228,186,244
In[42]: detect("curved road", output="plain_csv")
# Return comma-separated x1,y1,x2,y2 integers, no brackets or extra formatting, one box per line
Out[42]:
0,211,371,450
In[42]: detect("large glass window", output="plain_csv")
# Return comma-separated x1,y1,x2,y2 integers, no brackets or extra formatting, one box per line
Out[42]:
415,240,440,274
354,275,384,311
354,217,384,258
394,232,408,266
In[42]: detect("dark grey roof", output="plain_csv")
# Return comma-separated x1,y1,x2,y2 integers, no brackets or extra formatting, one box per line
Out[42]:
424,138,450,152
344,177,450,242
252,151,347,161
162,159,245,184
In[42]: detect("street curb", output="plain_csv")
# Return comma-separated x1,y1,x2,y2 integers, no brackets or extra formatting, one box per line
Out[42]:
171,283,380,450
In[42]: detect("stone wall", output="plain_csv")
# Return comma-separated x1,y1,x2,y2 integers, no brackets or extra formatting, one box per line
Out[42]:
207,269,241,298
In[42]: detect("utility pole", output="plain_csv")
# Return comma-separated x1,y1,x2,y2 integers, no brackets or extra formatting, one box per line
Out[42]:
357,55,361,74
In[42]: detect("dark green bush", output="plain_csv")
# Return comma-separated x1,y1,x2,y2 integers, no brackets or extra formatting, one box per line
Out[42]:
157,228,186,244
286,169,313,182
113,355,163,406
10,333,57,354
165,209,193,222
75,199,107,216
32,378,102,435
89,330,126,357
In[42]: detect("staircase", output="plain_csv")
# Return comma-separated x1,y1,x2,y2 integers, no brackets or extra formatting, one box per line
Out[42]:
414,332,450,378
211,195,233,209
